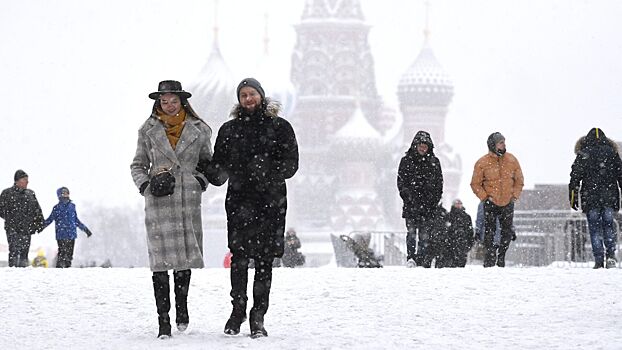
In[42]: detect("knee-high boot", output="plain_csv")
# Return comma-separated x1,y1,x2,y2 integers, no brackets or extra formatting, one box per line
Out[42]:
152,272,171,338
224,255,248,335
250,258,272,338
173,269,191,331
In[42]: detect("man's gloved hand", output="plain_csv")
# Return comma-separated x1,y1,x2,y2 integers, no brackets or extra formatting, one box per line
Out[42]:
85,229,93,238
569,189,579,211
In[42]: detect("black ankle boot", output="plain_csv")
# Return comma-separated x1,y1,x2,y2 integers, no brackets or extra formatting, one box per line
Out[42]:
224,308,247,335
174,270,191,331
496,253,506,267
249,309,267,338
153,272,171,338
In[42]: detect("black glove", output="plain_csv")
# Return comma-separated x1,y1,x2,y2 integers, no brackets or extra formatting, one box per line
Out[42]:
139,181,149,195
569,189,579,211
85,229,93,238
195,176,207,191
150,170,175,197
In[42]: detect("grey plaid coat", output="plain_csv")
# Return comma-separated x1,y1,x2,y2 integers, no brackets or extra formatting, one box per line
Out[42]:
131,111,212,272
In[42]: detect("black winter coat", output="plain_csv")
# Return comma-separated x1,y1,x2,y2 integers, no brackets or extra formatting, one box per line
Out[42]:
397,132,443,219
569,129,622,213
0,185,45,234
203,100,299,258
447,206,474,255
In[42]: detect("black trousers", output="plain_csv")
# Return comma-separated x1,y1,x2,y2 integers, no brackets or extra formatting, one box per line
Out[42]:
6,229,31,267
56,239,75,268
483,201,515,265
405,216,434,267
230,253,273,316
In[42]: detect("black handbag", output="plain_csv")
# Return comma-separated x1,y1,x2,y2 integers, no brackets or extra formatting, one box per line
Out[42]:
150,169,175,197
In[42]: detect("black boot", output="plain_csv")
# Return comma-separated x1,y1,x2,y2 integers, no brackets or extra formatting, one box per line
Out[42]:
224,303,247,335
249,308,267,338
224,255,248,335
594,258,604,269
496,245,508,267
483,246,497,268
249,258,272,339
152,272,171,338
496,253,506,267
173,269,191,332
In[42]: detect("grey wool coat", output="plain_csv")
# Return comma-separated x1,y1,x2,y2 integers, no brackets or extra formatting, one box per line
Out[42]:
131,110,212,272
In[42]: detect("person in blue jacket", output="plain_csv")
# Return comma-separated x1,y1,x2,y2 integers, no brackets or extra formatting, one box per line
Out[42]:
42,187,92,268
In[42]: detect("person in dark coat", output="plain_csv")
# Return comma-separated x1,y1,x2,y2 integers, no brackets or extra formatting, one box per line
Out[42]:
0,170,44,267
201,78,299,338
282,228,305,268
397,130,443,268
131,80,213,338
444,199,475,267
42,187,92,268
569,127,622,269
430,204,449,268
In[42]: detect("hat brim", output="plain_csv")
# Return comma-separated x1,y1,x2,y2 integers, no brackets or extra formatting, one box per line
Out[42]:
149,91,192,100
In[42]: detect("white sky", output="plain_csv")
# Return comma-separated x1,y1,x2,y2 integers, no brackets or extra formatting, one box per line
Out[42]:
1,0,622,234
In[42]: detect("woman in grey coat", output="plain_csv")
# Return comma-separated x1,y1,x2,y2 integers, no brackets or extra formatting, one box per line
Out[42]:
130,80,212,338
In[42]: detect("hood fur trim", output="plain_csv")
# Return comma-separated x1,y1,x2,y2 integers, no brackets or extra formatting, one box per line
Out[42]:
229,97,282,119
574,136,620,154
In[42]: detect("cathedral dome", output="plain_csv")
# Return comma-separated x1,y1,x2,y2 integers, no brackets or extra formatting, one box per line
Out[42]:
188,42,237,128
397,40,454,107
331,102,381,160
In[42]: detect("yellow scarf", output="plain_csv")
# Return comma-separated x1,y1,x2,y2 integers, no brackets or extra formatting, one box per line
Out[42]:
156,108,187,149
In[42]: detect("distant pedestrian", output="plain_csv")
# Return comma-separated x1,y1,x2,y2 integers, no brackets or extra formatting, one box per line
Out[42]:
471,132,524,267
42,187,92,268
131,80,213,338
569,127,622,269
0,170,45,267
282,228,305,268
444,199,475,267
397,130,443,268
201,77,299,338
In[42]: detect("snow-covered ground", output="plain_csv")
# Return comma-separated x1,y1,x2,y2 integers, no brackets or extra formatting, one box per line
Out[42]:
1,266,620,349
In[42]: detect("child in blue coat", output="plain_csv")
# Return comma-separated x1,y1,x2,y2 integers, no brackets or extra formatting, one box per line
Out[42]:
43,187,92,268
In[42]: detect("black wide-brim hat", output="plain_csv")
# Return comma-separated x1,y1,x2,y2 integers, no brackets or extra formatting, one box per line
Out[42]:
149,80,192,100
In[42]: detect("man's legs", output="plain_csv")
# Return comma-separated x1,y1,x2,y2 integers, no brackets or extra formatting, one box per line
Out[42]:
405,218,418,263
224,252,249,335
587,208,605,268
418,217,433,268
496,202,515,267
483,202,500,267
250,256,273,337
15,233,31,267
6,229,18,267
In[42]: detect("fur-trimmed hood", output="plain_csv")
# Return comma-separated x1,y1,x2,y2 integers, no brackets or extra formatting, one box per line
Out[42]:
229,97,282,119
574,128,619,154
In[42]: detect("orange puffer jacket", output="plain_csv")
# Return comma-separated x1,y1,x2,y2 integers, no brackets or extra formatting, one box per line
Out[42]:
470,152,524,206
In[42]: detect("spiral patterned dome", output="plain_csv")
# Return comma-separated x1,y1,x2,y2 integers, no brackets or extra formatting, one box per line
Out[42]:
397,40,454,107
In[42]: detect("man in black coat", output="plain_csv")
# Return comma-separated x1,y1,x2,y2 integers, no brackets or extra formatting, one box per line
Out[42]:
0,170,45,267
202,78,299,338
569,128,622,269
397,130,443,268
